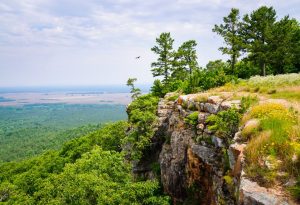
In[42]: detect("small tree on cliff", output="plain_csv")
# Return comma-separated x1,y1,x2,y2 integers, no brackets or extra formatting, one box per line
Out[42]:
151,32,175,85
126,78,141,100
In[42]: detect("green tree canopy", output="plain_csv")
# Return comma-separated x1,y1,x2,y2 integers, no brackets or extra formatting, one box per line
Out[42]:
241,6,276,76
213,8,242,73
172,40,198,81
151,32,175,85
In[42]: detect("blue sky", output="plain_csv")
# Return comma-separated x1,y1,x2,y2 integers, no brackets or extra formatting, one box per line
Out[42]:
0,0,299,86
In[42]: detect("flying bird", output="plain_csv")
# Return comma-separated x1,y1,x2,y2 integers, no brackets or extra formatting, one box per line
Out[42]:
135,56,141,59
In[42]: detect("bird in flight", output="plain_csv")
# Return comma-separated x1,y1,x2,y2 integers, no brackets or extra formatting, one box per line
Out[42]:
135,56,141,59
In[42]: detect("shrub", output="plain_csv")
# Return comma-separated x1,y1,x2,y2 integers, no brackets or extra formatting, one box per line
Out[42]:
151,79,167,97
125,94,159,160
184,112,199,127
206,108,241,142
240,95,259,113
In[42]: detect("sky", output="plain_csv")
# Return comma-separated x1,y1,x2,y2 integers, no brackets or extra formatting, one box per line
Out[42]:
0,0,299,87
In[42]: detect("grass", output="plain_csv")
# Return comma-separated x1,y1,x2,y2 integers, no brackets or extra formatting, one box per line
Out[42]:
167,94,180,101
270,90,300,101
213,73,300,102
243,102,300,200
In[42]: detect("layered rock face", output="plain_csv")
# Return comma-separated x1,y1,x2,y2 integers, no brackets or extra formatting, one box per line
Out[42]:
157,93,238,204
134,93,293,205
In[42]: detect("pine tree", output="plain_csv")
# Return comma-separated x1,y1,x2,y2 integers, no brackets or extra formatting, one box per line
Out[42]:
151,32,174,85
172,40,198,81
269,16,300,74
241,6,276,76
213,8,242,73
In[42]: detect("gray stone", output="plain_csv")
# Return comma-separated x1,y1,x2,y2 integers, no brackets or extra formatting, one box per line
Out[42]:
211,136,223,147
239,178,290,205
204,103,219,114
220,100,241,110
191,144,216,165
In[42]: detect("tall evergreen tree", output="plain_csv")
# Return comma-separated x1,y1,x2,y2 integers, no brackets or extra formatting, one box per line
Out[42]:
151,32,174,85
172,40,198,81
269,16,300,74
241,6,276,76
213,8,242,73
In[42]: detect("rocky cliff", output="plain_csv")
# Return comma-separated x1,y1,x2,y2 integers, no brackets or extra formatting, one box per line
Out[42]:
133,92,295,205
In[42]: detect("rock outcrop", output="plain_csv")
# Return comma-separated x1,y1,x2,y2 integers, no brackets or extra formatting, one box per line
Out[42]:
133,92,294,205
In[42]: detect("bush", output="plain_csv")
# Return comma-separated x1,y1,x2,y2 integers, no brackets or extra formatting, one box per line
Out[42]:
184,112,199,127
240,95,259,113
151,79,167,97
206,107,241,141
124,94,159,160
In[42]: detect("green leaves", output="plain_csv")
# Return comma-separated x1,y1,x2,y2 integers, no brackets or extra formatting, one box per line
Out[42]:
184,112,199,127
0,122,169,204
124,94,159,160
127,78,141,100
151,32,175,84
213,8,242,72
206,108,241,141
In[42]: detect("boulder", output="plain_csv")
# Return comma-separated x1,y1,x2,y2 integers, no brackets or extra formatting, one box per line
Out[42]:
220,100,241,110
204,103,219,114
239,178,290,205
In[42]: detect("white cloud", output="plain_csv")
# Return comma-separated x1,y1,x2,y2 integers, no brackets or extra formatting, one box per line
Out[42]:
0,0,299,86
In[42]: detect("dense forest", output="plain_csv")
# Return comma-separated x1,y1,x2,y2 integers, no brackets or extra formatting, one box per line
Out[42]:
0,104,126,162
0,6,299,204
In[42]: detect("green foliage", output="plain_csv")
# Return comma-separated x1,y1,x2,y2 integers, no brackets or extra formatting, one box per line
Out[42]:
187,67,236,93
206,108,241,140
127,78,141,100
167,94,179,101
151,32,175,84
151,79,167,97
0,104,126,162
124,94,159,160
184,112,199,127
0,122,170,204
213,8,242,72
240,95,259,113
215,6,299,77
241,6,277,76
172,40,198,91
223,175,233,186
268,16,300,74
234,61,260,79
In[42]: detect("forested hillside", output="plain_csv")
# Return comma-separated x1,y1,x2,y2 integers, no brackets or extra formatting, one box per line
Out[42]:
0,104,126,162
0,122,170,204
